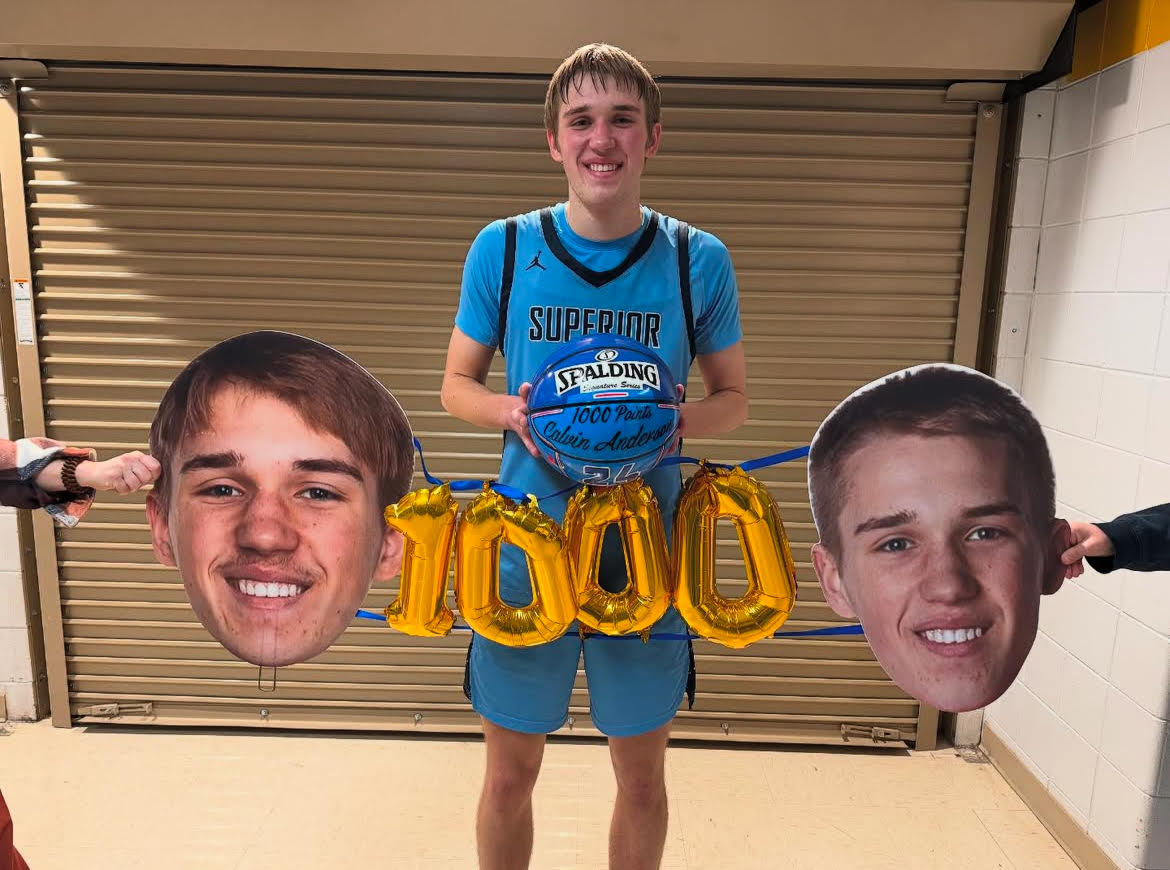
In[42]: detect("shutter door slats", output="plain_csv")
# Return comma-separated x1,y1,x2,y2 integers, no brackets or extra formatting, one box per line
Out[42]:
19,64,982,744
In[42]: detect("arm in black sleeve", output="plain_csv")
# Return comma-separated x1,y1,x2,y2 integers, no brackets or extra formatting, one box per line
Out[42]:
1088,503,1170,573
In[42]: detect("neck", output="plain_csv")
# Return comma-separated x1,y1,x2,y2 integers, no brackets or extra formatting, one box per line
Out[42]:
564,197,643,241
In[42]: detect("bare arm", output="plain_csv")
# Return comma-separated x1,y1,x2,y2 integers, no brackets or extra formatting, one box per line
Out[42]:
34,451,161,495
679,341,748,439
440,326,539,456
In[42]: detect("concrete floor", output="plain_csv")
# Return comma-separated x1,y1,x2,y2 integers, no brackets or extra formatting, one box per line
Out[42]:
1,720,1079,869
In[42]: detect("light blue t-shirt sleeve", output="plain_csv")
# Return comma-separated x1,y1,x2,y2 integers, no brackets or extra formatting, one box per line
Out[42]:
454,219,508,348
689,228,743,356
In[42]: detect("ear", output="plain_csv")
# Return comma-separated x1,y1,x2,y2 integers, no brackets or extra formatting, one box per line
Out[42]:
145,492,177,567
374,527,405,583
547,127,564,165
1042,518,1070,596
645,122,662,157
812,542,856,619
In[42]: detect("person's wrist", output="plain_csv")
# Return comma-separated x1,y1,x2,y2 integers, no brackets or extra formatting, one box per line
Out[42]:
70,459,99,490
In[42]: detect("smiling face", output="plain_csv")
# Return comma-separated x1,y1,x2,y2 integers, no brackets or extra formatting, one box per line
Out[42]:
147,386,402,667
546,75,661,226
812,432,1065,712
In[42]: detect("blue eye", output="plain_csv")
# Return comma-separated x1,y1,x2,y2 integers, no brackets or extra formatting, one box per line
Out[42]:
300,487,341,501
199,484,241,498
968,527,1003,541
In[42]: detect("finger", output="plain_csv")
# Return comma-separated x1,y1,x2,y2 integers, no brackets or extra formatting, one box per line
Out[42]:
520,430,540,458
675,384,685,401
518,382,531,401
1071,560,1084,578
1060,544,1085,565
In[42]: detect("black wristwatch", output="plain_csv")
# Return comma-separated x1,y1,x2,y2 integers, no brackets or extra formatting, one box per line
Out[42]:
60,455,89,494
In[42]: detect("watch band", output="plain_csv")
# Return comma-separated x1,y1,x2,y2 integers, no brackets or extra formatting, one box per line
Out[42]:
60,454,88,494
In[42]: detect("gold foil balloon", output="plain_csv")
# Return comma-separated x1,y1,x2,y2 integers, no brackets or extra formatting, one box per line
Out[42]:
563,480,672,635
673,465,797,649
454,485,578,647
383,484,458,637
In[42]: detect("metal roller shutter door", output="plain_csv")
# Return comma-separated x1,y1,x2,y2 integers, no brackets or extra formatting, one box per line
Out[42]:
17,64,982,744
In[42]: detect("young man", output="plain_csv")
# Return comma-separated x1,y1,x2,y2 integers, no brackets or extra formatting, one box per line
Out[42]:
1062,504,1170,574
807,364,1071,713
146,331,415,668
441,44,747,870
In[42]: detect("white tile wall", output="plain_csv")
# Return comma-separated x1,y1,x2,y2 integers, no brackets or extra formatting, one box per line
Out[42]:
996,293,1032,357
1013,157,1051,227
1122,571,1170,636
1132,125,1170,213
1096,371,1153,453
1020,89,1056,159
1145,378,1170,464
1059,653,1110,748
0,627,33,684
1100,688,1170,796
1024,359,1102,439
1083,136,1137,220
1036,222,1081,292
1052,76,1098,157
1004,226,1042,291
1090,756,1169,868
994,356,1024,392
1020,630,1067,711
1137,41,1170,132
1048,717,1101,817
1156,298,1170,376
1092,55,1145,147
1104,293,1166,372
1117,211,1170,292
1071,215,1124,292
1,681,34,720
991,42,1170,869
1111,614,1170,720
0,569,27,631
1041,151,1089,225
1046,429,1141,521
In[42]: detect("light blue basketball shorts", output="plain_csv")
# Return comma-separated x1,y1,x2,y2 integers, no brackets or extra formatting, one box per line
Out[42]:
464,603,694,738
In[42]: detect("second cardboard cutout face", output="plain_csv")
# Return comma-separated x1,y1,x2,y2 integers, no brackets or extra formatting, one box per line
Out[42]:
807,364,1069,713
145,331,414,668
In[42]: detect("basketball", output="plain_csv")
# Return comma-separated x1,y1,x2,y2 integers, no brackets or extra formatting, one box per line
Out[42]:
526,334,680,486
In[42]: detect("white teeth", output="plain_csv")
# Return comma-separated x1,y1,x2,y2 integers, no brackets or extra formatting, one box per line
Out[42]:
235,579,303,599
588,163,617,172
922,627,983,644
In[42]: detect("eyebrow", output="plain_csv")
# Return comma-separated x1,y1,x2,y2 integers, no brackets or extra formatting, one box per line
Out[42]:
178,453,364,484
564,103,641,117
293,458,364,483
853,510,916,536
180,451,243,474
852,502,1023,536
963,502,1022,519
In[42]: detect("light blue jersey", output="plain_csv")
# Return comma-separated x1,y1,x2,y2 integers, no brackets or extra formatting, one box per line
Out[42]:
456,203,742,602
454,202,742,736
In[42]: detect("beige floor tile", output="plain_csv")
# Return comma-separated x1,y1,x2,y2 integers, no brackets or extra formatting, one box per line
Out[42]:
0,721,1080,870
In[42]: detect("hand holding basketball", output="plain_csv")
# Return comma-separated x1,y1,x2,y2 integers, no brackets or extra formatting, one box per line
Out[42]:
502,383,540,458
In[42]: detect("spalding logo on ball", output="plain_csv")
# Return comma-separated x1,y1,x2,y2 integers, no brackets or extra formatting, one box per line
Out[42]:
527,334,680,486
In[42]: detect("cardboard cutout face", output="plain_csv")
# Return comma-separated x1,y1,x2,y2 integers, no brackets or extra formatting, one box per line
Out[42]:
146,332,413,668
807,364,1068,712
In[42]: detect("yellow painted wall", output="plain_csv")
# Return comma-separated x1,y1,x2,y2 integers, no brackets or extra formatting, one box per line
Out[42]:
1070,0,1170,81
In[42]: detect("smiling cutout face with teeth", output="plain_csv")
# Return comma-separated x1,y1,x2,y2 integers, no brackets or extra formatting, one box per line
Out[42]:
148,386,404,668
145,331,414,669
807,365,1070,713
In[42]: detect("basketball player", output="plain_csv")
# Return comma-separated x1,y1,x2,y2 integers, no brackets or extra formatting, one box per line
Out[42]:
441,44,748,870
